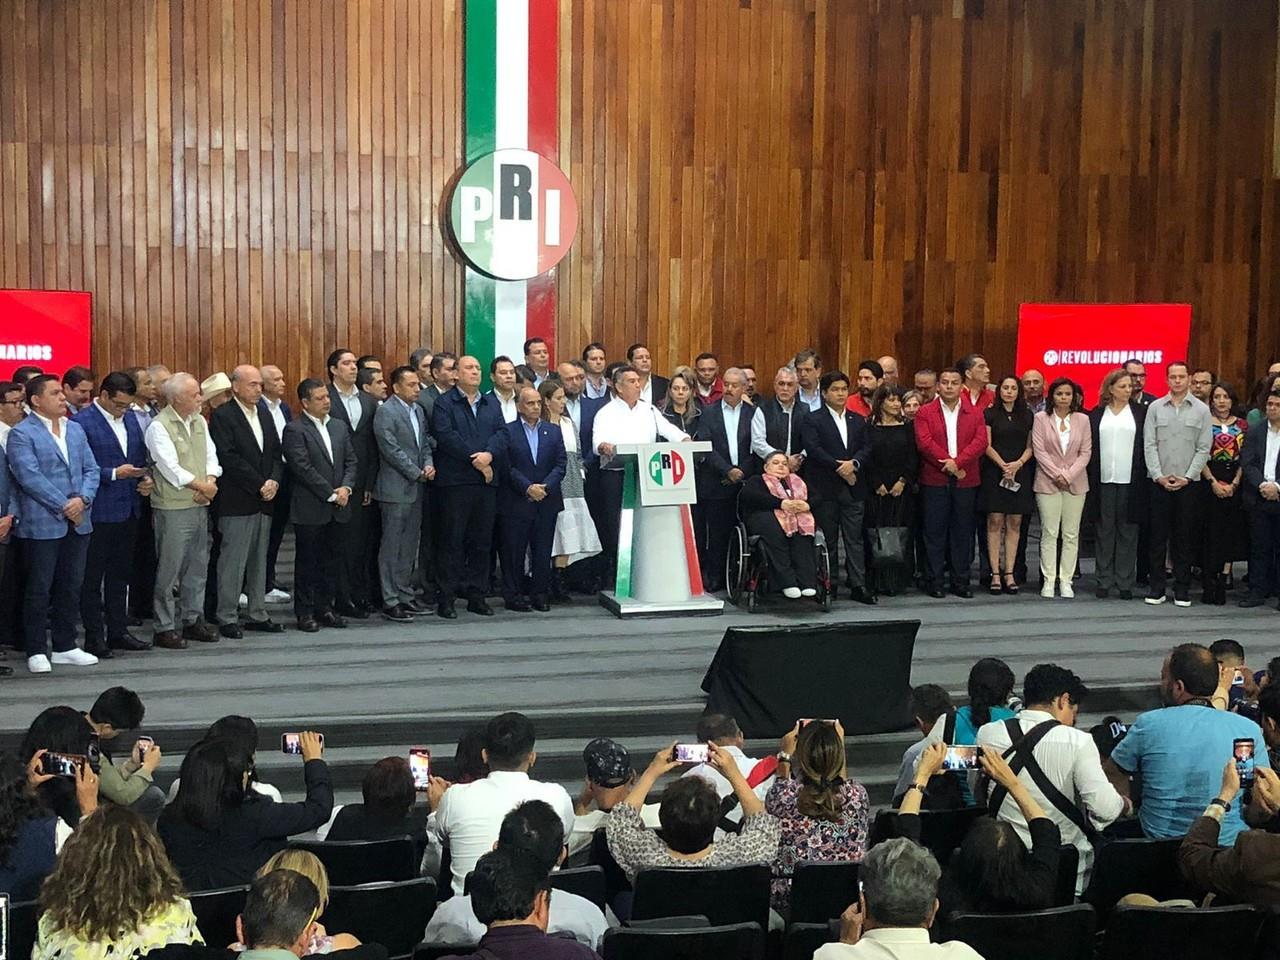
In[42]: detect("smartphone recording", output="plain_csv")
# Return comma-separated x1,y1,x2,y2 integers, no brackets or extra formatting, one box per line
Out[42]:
409,748,431,790
1235,738,1256,786
281,733,325,755
942,746,981,771
673,743,710,764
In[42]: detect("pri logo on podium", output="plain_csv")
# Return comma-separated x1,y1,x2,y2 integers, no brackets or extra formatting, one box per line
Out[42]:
648,449,687,486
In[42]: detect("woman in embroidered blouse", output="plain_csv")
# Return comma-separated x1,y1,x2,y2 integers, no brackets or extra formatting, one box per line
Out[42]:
766,720,869,915
605,742,781,879
738,450,818,599
1200,381,1248,605
35,805,202,960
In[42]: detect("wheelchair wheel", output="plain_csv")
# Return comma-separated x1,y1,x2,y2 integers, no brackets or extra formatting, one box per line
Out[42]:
815,537,833,610
726,524,749,606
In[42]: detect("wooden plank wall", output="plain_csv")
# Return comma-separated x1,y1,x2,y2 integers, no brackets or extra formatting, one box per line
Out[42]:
1,0,1279,395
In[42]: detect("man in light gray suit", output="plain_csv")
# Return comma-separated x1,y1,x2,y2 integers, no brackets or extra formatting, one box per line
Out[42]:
374,365,435,622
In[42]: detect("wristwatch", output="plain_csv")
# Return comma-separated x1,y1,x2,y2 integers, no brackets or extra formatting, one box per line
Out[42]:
1208,798,1231,813
904,783,926,794
776,751,792,763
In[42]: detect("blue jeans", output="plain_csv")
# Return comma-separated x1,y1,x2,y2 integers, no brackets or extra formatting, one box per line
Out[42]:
21,532,90,655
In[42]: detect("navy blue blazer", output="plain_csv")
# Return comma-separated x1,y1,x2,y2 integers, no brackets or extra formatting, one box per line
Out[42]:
800,405,873,501
577,394,608,466
0,441,11,544
502,419,567,516
695,401,759,501
1242,422,1280,512
430,387,508,487
71,403,147,523
257,396,294,426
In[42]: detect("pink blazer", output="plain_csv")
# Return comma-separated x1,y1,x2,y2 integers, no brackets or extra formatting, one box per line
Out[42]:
1031,411,1092,496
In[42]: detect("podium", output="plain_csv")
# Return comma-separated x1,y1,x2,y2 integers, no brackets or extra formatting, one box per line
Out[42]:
599,441,725,618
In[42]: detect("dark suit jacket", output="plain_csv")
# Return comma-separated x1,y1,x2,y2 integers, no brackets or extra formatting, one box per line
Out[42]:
282,415,358,525
1086,401,1149,523
501,419,567,516
800,404,873,500
257,396,293,425
695,401,759,501
208,401,284,517
71,403,147,523
577,394,608,466
431,387,508,487
327,384,380,494
1242,420,1280,512
648,374,670,407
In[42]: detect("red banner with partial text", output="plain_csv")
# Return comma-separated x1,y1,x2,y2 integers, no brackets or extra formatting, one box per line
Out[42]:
0,289,93,379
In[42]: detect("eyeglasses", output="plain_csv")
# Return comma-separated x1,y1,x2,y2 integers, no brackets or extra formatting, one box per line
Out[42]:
0,399,23,406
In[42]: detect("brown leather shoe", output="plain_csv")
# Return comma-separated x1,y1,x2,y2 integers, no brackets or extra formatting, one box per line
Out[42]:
182,620,220,643
153,630,188,650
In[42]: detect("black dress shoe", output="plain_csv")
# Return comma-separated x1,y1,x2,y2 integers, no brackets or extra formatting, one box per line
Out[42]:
109,632,152,652
0,664,12,676
341,602,370,619
927,588,947,599
318,611,347,629
1118,590,1133,600
1240,596,1267,608
382,605,413,623
85,640,115,660
531,597,551,612
297,617,320,633
437,603,458,619
951,585,974,599
219,623,244,639
849,588,878,605
506,599,532,612
404,599,432,616
467,598,495,616
243,619,285,634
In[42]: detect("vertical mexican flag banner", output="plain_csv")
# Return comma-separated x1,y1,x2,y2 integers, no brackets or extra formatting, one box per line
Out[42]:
458,0,573,370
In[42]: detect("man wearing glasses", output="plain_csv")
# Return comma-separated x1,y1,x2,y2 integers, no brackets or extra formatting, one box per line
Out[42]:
0,380,20,676
0,380,25,449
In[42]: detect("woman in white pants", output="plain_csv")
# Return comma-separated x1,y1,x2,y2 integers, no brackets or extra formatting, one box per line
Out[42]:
1031,379,1092,598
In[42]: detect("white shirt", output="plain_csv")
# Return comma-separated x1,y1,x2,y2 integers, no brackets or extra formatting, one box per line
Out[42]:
145,413,223,489
939,400,961,458
33,412,69,463
1053,413,1072,455
722,400,744,465
1265,423,1280,486
798,386,822,412
0,421,10,451
976,709,1125,895
827,404,848,447
304,411,334,462
1099,405,1136,484
395,396,421,447
564,395,582,426
237,399,264,451
429,771,577,894
750,400,798,459
591,397,689,466
569,803,661,859
639,377,654,405
423,889,608,949
93,399,132,481
682,745,774,830
491,389,518,424
334,383,363,429
814,929,984,960
585,375,609,400
263,397,288,438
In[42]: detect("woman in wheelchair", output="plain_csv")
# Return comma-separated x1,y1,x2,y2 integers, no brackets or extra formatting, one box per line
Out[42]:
739,450,819,599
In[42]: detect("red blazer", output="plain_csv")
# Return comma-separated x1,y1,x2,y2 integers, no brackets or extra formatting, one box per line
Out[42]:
914,399,988,488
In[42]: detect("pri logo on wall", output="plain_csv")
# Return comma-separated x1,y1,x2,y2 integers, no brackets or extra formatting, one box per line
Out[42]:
449,149,579,281
647,449,687,487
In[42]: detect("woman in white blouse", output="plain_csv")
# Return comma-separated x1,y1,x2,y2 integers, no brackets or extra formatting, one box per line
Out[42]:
1087,370,1149,600
539,379,601,599
1031,378,1092,598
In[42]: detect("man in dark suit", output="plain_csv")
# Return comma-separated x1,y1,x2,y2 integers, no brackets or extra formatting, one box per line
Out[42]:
627,343,668,406
558,360,608,592
282,378,359,632
72,371,152,657
0,439,13,675
1240,389,1280,610
208,365,285,638
500,388,567,611
800,370,877,604
418,351,458,421
432,355,508,618
694,368,757,592
327,348,381,616
258,363,294,600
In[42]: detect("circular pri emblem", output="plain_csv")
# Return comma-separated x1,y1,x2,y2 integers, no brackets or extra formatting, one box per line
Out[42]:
1042,349,1060,366
448,149,579,281
647,449,687,487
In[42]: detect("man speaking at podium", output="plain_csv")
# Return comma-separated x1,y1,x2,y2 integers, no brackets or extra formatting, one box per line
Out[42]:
592,363,690,585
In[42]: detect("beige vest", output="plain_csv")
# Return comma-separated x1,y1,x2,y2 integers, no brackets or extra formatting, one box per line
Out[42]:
150,406,210,511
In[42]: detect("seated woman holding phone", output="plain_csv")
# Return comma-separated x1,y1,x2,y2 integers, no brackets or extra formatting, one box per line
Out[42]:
326,755,432,864
0,749,98,901
158,730,333,891
739,450,819,599
605,741,781,877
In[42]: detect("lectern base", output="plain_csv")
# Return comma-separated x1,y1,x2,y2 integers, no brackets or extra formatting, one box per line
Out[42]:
598,591,725,619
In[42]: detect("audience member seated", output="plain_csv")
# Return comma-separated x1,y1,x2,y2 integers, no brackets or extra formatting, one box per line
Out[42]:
248,849,361,953
1106,643,1271,843
326,757,431,864
233,869,381,960
892,685,954,805
425,800,607,949
0,750,96,899
767,720,869,914
437,847,600,960
166,716,284,804
427,712,575,895
814,837,983,960
568,738,658,859
681,712,775,828
922,659,1018,805
21,706,102,828
739,450,819,598
83,686,167,823
452,727,490,784
1177,760,1280,906
901,743,1059,920
975,664,1126,895
605,742,781,878
159,732,333,890
34,805,203,960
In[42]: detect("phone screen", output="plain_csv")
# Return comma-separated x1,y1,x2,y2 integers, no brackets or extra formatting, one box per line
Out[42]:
40,752,83,778
409,748,431,790
799,719,837,728
135,736,155,762
673,743,710,764
280,733,324,755
86,734,102,775
1,891,10,960
943,746,981,771
1235,738,1256,786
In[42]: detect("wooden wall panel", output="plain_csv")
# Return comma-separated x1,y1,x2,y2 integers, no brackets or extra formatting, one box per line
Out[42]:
0,0,1278,398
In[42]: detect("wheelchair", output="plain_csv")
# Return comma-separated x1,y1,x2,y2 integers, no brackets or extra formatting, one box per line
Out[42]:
725,519,833,612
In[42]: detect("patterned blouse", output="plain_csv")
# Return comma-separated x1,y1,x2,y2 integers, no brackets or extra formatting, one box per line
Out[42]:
1209,419,1247,463
34,897,203,960
764,776,870,913
604,803,781,879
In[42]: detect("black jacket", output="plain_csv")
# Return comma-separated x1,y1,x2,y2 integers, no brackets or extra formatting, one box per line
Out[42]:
799,405,873,501
327,385,381,494
695,401,758,501
1242,419,1280,512
430,387,508,487
208,401,284,517
282,416,359,525
1086,401,1149,523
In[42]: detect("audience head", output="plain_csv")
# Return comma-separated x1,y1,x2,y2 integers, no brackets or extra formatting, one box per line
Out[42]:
1190,368,1215,401
581,342,607,374
722,367,746,404
237,869,321,955
740,364,758,397
1209,381,1238,420
513,363,537,387
901,390,923,419
356,355,382,374
468,847,552,931
260,364,287,401
26,374,67,419
95,372,138,419
773,366,799,404
913,368,938,402
39,806,186,943
0,380,25,426
21,706,96,767
62,366,97,411
523,336,550,373
967,658,1016,727
870,385,907,424
146,364,172,398
257,849,332,911
1258,685,1280,749
1161,643,1219,706
1122,358,1148,393
612,363,642,405
538,378,566,421
457,355,483,392
693,352,719,388
490,355,517,393
517,386,542,423
0,751,44,862
945,813,1048,916
1252,373,1280,413
230,365,264,407
1020,368,1045,404
410,347,434,382
910,684,953,736
87,687,145,741
170,738,249,830
1267,389,1280,425
936,367,962,404
795,721,846,822
696,712,744,748
861,837,941,930
556,360,585,397
1022,664,1088,726
793,349,822,391
1166,360,1190,397
163,372,202,418
12,364,45,384
819,370,850,410
1098,369,1133,407
389,364,421,403
498,799,566,874
878,355,899,385
957,354,989,388
200,372,232,409
327,349,358,388
625,343,653,375
360,757,416,821
430,351,459,389
856,359,884,399
657,775,719,855
582,737,634,805
762,450,792,478
298,378,331,416
483,712,537,772
454,726,490,784
666,369,696,410
994,375,1027,415
1209,638,1246,669
1046,376,1077,414
356,366,386,400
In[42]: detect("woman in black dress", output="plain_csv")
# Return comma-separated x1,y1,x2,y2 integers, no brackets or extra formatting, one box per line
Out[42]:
866,386,918,595
980,376,1034,594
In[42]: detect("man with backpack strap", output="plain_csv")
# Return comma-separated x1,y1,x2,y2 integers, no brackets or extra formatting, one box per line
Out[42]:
976,663,1128,895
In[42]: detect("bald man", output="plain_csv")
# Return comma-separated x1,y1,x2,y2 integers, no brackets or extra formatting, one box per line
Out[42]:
878,356,899,387
258,364,294,600
207,365,285,637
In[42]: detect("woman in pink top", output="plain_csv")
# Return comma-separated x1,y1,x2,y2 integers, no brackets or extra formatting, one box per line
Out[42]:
1031,379,1092,598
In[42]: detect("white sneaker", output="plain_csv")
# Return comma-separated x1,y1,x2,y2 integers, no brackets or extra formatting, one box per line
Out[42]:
1060,582,1074,599
1040,581,1056,599
782,587,802,599
238,593,249,608
51,648,99,666
27,654,51,674
1145,594,1167,605
801,588,817,598
1174,597,1192,608
266,588,291,603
